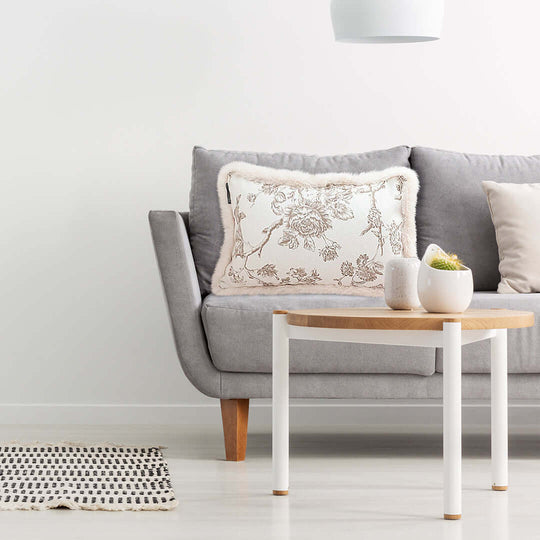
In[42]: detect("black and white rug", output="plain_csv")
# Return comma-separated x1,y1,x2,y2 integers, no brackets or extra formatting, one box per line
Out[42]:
0,442,178,511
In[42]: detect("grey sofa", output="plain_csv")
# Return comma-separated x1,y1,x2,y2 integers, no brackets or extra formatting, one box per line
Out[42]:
149,146,540,461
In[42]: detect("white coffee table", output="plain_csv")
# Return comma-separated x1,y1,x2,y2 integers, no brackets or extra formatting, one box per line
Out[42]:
271,307,534,520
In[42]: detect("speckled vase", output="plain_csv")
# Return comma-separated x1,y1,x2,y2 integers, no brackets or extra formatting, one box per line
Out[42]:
384,258,421,310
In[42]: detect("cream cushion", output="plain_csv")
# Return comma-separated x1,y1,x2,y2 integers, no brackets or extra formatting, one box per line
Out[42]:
212,162,419,296
483,181,540,293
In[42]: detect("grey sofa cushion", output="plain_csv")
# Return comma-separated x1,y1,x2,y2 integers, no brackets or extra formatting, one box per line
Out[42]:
435,292,540,374
190,146,412,295
201,294,435,376
411,147,540,291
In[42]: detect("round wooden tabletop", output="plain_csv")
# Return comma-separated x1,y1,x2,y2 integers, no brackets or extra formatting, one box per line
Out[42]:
278,308,534,331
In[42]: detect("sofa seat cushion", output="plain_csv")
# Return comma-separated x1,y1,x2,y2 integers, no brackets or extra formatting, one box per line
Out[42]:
435,292,540,373
411,147,540,291
201,294,435,376
191,146,412,295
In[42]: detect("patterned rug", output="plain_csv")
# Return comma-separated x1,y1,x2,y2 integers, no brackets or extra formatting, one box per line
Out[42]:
0,443,178,511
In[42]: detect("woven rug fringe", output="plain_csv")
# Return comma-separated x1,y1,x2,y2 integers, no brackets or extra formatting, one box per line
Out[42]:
2,441,167,449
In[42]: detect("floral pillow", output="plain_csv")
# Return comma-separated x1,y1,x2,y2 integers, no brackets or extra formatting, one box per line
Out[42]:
211,162,419,295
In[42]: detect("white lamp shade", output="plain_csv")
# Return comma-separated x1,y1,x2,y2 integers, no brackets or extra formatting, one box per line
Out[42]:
331,0,445,43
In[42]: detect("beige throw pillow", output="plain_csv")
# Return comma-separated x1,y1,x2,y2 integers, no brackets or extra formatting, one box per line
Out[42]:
482,181,540,293
212,162,419,296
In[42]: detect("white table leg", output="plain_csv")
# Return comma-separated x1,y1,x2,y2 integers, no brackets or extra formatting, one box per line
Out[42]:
443,322,462,520
272,312,289,496
491,329,508,491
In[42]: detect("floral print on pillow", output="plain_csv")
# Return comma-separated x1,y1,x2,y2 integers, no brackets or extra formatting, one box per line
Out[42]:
212,163,419,296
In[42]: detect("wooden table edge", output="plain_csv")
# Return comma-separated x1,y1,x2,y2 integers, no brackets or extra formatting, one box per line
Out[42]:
285,310,535,331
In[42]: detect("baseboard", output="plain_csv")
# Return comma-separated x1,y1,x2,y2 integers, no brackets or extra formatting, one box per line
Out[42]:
1,401,540,427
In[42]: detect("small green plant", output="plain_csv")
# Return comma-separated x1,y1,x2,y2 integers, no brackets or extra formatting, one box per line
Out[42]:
430,252,463,271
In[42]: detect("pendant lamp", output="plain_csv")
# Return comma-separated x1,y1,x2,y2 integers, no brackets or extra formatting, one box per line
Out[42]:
331,0,444,43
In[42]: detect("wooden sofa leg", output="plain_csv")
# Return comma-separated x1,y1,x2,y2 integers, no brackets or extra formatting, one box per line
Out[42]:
220,399,249,461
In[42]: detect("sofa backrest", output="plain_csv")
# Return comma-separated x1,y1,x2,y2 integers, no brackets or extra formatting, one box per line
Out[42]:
189,146,411,295
411,147,540,291
189,145,540,294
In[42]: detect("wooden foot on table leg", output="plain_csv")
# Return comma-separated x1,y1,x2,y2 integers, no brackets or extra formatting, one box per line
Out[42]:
220,399,249,461
492,485,508,491
444,514,462,520
272,490,288,496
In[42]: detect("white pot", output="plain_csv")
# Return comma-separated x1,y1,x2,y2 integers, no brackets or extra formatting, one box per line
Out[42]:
384,258,421,310
417,244,473,313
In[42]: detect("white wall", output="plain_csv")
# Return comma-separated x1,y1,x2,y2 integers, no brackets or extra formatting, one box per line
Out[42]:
2,0,540,421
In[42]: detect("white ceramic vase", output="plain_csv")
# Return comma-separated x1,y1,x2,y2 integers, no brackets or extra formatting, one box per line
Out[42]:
417,244,473,313
384,258,421,310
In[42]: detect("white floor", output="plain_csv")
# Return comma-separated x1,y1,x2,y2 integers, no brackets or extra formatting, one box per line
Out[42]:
1,424,540,540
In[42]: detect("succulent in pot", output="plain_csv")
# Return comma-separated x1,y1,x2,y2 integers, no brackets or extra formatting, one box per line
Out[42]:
417,244,473,313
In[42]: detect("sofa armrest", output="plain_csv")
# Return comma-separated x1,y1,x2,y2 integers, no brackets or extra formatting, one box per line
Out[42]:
148,210,220,397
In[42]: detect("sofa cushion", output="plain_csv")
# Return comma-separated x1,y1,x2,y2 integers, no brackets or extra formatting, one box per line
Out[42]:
411,147,540,291
201,294,435,376
482,181,540,293
212,163,419,296
435,292,540,373
190,146,412,295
